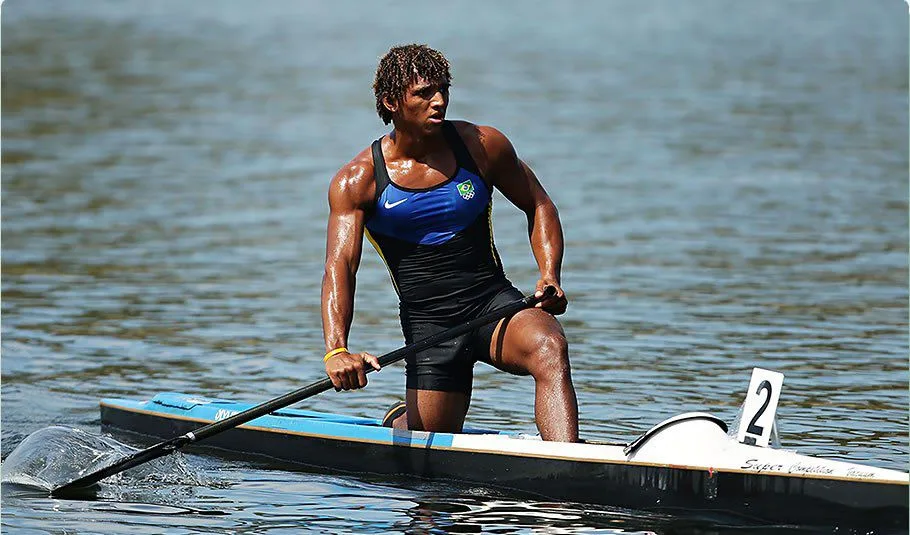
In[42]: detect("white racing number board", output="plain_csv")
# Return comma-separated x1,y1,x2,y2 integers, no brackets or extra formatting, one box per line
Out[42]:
737,367,784,447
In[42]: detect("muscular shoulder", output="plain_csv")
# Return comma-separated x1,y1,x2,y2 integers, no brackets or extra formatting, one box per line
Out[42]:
330,146,377,209
450,120,517,178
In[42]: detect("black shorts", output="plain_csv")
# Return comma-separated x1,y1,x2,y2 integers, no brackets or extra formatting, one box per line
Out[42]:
400,285,525,393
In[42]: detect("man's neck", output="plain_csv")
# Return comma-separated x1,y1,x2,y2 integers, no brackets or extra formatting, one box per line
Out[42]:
388,125,446,161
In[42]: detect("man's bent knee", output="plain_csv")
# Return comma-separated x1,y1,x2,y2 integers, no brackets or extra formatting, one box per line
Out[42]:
528,331,570,379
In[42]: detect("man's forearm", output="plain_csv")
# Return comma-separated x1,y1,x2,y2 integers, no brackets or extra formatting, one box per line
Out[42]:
322,265,356,351
528,201,564,282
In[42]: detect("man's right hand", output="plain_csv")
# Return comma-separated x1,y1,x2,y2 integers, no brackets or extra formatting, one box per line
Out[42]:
325,351,381,391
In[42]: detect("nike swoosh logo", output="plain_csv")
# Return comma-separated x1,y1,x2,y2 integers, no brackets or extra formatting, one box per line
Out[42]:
384,198,408,209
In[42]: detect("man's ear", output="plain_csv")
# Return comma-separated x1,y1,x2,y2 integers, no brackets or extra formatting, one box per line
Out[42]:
382,96,398,114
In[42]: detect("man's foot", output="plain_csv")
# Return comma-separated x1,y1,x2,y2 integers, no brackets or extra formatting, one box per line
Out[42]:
381,401,407,428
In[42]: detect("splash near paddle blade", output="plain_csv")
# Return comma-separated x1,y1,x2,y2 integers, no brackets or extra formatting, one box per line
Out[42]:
1,426,124,492
2,425,208,498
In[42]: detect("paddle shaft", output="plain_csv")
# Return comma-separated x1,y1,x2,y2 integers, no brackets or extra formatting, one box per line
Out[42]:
52,287,554,495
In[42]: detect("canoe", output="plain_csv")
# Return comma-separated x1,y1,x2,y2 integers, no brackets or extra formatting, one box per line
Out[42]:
100,392,908,528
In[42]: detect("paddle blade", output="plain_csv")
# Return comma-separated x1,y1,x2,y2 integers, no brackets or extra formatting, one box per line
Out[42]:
50,435,188,496
1,426,122,492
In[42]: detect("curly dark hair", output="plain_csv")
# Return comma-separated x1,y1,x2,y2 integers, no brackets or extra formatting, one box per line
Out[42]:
373,44,451,125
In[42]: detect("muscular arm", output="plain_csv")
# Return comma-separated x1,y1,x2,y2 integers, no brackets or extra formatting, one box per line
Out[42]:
513,159,564,286
322,168,366,352
473,124,567,313
322,154,380,388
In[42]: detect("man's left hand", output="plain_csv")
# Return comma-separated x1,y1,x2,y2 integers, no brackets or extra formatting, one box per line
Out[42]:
534,280,568,315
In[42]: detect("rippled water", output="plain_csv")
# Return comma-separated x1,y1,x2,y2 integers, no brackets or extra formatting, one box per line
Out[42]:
2,1,907,533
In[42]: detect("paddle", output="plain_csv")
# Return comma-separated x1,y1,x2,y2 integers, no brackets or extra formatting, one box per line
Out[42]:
51,286,555,496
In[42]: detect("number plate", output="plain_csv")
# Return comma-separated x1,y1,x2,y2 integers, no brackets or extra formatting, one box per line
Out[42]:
737,368,784,447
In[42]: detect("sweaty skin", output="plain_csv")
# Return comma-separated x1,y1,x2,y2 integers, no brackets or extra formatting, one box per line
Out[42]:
322,78,578,442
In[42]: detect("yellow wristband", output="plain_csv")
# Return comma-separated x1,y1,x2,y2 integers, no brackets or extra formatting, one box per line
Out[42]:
324,347,348,362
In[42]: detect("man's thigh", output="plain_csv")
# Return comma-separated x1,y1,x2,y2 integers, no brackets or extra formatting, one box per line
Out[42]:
486,307,566,375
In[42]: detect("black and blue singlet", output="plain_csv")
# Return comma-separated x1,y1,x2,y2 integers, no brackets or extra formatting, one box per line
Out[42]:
364,121,521,392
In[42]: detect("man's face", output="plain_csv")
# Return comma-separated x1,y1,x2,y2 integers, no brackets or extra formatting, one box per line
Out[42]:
395,77,450,132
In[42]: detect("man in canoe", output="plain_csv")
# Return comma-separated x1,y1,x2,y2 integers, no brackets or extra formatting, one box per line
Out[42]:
321,44,578,442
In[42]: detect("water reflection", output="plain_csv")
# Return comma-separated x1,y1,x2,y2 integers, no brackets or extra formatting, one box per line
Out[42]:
400,494,826,535
404,496,667,534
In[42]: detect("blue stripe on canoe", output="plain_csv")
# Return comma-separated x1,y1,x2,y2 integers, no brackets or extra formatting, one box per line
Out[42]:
102,393,516,449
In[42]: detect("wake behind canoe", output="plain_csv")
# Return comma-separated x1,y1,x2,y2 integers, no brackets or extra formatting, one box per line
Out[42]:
99,393,908,529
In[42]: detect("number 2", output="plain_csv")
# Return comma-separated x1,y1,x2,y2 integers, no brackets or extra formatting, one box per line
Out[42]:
746,379,772,438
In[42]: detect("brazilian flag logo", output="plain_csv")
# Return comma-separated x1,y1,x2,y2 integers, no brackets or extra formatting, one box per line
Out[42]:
457,179,475,200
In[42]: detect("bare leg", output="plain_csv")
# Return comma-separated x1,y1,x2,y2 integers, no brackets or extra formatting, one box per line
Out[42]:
393,389,470,433
488,309,579,442
391,411,408,430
